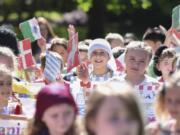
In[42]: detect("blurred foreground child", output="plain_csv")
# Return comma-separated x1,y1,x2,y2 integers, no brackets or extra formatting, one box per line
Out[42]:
0,64,22,115
146,71,180,135
84,79,144,135
24,82,79,135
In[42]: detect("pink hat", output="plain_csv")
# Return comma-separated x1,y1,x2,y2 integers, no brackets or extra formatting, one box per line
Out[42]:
35,82,77,119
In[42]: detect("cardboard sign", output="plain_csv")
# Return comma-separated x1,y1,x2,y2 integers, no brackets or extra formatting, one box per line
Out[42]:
44,51,62,82
0,115,28,135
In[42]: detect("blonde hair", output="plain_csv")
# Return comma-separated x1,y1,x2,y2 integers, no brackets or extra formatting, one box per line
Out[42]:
155,71,180,121
50,37,68,50
0,46,16,70
105,33,124,46
37,17,56,39
85,78,144,135
0,64,12,78
125,41,152,61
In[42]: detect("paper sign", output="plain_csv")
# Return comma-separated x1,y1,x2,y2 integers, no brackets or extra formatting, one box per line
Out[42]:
0,115,27,135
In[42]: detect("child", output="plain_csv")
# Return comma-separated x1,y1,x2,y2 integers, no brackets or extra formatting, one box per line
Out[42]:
146,71,180,135
77,38,118,83
124,32,137,46
71,38,119,115
0,26,19,55
105,33,124,48
0,46,16,71
32,17,56,61
37,17,56,43
153,46,176,82
50,37,68,67
143,27,166,78
84,79,144,135
24,82,78,135
78,40,89,63
123,41,160,122
0,64,22,115
143,27,165,55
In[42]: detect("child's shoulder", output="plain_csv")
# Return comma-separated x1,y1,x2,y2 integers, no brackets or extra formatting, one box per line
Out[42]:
136,75,160,91
144,75,160,85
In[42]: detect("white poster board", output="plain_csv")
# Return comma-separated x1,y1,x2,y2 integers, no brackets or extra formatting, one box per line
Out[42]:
0,115,28,135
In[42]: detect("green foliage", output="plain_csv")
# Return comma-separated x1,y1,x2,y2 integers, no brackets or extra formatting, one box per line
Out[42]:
156,0,180,15
76,0,93,12
76,0,152,15
8,12,18,20
35,11,62,21
53,25,87,40
141,0,152,9
107,0,126,15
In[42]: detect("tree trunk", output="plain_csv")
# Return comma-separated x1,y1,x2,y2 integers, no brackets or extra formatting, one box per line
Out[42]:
87,0,106,39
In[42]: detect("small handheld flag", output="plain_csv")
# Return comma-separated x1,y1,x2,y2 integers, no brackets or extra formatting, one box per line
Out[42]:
18,39,35,69
67,32,80,72
19,18,41,42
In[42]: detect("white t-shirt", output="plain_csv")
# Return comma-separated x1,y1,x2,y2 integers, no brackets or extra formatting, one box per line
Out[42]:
70,70,122,115
121,74,160,123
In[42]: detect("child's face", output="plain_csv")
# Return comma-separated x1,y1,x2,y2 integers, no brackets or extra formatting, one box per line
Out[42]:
125,49,150,77
90,97,139,135
110,39,123,49
39,24,48,39
157,57,174,77
0,56,13,70
165,87,180,120
0,75,12,106
52,45,68,63
90,49,109,70
42,103,75,135
79,50,88,62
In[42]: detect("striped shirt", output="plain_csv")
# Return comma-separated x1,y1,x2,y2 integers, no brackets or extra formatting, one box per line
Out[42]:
70,70,122,115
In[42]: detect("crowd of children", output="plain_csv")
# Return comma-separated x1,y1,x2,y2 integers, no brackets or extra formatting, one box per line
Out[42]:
1,13,180,135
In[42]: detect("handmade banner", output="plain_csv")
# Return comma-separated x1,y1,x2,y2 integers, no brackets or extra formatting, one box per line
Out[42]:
44,51,62,82
18,39,35,69
67,32,80,72
19,18,41,42
172,5,180,30
0,115,28,135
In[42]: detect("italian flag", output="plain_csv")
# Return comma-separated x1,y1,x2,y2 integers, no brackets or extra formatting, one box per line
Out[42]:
19,18,41,42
